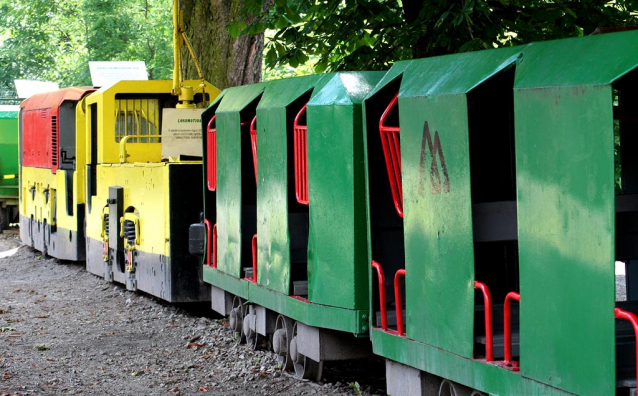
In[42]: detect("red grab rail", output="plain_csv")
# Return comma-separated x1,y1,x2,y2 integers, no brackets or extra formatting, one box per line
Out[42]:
206,116,217,191
474,281,494,362
394,269,406,336
504,292,521,368
203,219,212,266
379,93,403,218
371,260,387,331
252,234,258,283
250,115,258,185
212,223,218,269
294,104,309,205
615,307,638,386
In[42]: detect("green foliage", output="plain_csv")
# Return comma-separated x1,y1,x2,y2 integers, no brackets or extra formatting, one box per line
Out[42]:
0,0,173,95
233,0,638,73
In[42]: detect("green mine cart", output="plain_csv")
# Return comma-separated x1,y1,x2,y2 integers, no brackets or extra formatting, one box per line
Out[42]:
0,104,19,231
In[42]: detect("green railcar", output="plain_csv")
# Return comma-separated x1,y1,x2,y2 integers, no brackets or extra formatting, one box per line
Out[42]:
195,72,383,380
363,30,638,395
0,104,19,231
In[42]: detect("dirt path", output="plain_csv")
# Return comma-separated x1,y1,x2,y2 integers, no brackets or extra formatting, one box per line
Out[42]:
0,230,383,396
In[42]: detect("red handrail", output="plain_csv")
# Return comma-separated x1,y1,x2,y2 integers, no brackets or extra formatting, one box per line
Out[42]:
203,219,212,267
371,260,387,331
294,104,309,205
212,223,218,269
250,115,258,185
474,281,494,362
379,93,403,218
252,234,258,283
615,307,638,386
206,116,217,191
504,291,521,367
394,269,406,336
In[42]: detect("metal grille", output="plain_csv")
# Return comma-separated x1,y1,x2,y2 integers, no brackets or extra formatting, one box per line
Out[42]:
293,104,309,205
104,214,110,235
114,99,160,143
379,93,403,218
206,115,217,191
250,115,258,185
51,115,58,167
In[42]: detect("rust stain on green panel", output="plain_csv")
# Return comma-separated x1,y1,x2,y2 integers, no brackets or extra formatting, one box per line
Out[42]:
514,85,615,396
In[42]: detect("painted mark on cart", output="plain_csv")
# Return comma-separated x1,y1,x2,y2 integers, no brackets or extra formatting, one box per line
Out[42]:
419,121,450,196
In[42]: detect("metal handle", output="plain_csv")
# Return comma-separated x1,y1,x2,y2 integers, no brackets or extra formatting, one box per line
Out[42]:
119,134,162,163
474,280,493,362
504,291,521,367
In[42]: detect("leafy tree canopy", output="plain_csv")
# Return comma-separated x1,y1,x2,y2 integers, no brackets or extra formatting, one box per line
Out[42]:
0,0,172,97
234,0,638,73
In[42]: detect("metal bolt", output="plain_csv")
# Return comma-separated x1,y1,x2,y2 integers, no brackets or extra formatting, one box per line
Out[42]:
361,314,368,320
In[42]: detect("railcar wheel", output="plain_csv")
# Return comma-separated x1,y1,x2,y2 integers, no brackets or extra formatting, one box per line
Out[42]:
289,322,323,382
272,315,294,371
242,306,258,350
439,379,483,396
229,296,245,344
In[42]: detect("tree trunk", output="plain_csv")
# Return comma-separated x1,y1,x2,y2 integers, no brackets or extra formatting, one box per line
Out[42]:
180,0,263,89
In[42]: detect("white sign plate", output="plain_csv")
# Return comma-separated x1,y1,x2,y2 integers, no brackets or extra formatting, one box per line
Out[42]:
161,108,205,160
14,80,59,99
89,61,148,87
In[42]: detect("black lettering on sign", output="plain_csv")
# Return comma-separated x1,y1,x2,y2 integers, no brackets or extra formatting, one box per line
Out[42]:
418,121,450,195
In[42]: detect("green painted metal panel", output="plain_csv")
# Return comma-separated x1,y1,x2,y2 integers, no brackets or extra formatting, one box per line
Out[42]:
515,85,615,396
366,46,523,358
256,75,329,295
203,265,250,300
215,84,266,278
248,282,368,335
515,30,638,88
0,107,19,200
401,94,474,357
400,46,522,97
372,330,575,396
306,72,384,310
366,61,411,98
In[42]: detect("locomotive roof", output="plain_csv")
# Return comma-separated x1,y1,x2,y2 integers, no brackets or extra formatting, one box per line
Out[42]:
20,87,95,111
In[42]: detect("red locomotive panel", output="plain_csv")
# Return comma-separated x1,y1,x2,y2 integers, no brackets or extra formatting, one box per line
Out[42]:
20,87,94,173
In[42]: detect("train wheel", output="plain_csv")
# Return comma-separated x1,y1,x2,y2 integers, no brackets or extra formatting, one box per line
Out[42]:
439,379,484,396
242,306,259,350
289,322,323,382
272,315,294,371
229,296,245,344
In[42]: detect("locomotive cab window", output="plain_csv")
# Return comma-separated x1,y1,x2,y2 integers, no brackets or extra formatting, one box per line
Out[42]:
114,98,160,143
467,66,520,362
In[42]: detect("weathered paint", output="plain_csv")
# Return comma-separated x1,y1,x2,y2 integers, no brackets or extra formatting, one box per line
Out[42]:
365,46,523,358
371,330,575,396
512,31,638,395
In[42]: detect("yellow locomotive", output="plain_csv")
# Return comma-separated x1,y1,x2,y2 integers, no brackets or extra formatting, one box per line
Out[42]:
19,0,220,302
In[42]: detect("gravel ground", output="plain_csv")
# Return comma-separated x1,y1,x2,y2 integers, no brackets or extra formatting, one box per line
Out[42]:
0,229,385,396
